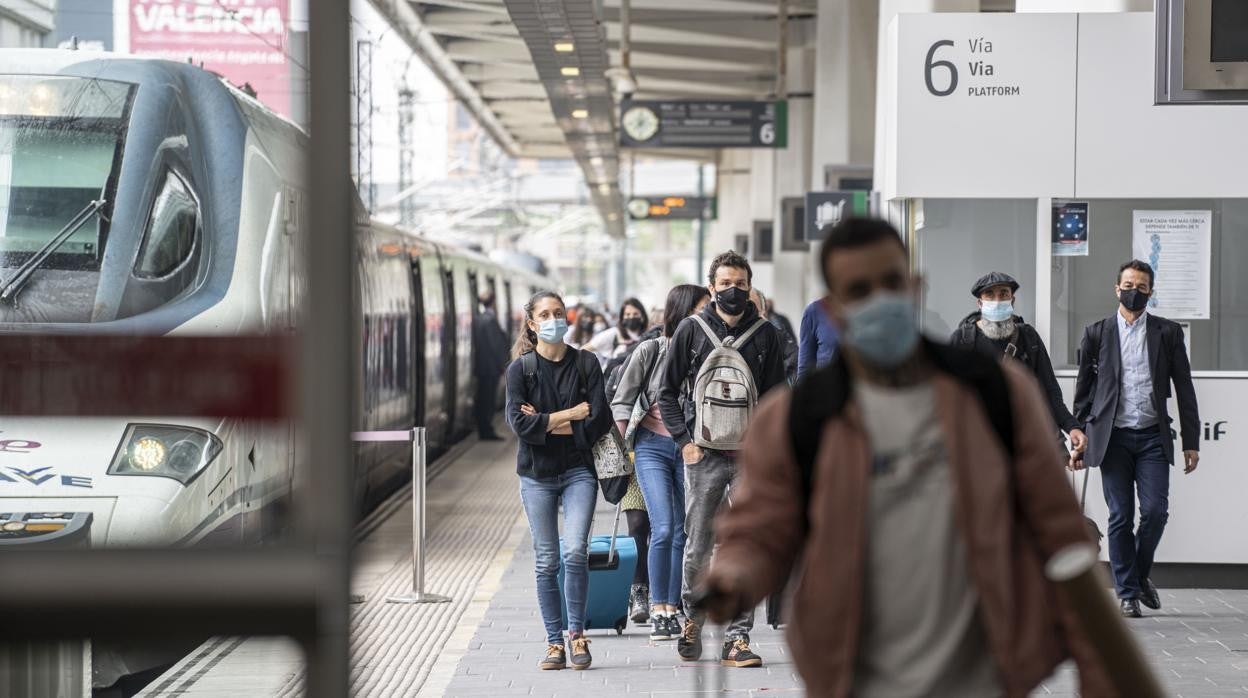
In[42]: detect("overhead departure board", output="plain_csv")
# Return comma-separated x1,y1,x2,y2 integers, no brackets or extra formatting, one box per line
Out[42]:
619,99,788,149
626,196,717,221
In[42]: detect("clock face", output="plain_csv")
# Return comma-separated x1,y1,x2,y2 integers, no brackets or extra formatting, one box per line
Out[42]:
627,198,651,219
622,106,659,142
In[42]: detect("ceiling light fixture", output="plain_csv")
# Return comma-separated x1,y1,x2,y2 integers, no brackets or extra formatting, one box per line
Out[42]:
560,66,580,77
554,42,575,52
571,108,589,118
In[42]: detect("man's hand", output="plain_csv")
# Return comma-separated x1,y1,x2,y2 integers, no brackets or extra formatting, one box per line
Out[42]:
567,401,591,421
1184,449,1200,474
691,577,752,625
682,443,704,465
1067,451,1086,472
1068,428,1088,454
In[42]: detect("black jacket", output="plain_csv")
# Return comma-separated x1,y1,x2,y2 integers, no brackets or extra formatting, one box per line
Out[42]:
473,309,510,378
505,347,613,478
949,312,1078,432
1073,312,1199,470
658,301,788,449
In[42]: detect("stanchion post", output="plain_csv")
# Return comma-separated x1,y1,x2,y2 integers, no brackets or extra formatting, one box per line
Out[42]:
387,426,449,604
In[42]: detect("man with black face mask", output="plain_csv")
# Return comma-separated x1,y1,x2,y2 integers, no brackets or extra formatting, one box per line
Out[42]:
1071,259,1200,619
657,250,786,668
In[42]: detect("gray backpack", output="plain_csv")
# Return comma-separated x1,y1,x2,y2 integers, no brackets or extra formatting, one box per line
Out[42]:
690,315,767,450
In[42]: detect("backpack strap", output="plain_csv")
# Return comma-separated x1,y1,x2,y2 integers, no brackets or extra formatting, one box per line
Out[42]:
521,350,538,396
691,315,723,348
958,323,977,347
726,318,767,350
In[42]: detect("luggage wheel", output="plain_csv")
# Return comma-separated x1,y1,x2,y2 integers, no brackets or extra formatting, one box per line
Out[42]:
614,618,626,635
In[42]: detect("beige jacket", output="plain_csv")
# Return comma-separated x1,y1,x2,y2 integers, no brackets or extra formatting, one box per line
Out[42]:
710,359,1114,697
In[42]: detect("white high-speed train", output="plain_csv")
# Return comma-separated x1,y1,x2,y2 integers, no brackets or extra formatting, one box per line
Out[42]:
0,50,548,689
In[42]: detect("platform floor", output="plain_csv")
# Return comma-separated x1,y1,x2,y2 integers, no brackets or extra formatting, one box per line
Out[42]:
139,428,1248,696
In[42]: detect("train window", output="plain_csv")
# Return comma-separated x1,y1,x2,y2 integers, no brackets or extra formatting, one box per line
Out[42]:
134,170,198,279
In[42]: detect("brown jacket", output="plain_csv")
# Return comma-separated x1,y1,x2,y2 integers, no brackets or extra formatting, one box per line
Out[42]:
710,350,1114,697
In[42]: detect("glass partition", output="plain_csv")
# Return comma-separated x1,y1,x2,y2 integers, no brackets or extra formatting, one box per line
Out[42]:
912,199,1038,340
1050,198,1248,370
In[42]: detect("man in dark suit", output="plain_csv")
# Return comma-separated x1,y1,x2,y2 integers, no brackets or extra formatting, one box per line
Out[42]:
473,289,510,440
1071,259,1200,619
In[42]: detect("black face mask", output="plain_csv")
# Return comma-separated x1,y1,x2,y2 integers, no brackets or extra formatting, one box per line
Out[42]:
1119,288,1150,313
578,318,595,330
623,317,644,333
716,286,749,316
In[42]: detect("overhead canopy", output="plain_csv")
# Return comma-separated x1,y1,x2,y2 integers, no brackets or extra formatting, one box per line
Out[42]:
368,0,814,236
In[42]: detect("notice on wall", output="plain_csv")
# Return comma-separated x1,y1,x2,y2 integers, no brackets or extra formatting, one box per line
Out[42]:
117,0,292,117
1131,210,1212,320
1052,201,1089,256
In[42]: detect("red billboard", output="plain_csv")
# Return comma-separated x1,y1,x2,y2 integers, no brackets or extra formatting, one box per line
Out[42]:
120,0,292,117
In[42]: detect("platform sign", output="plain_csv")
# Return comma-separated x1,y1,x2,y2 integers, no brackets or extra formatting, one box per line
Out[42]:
893,13,1077,197
117,0,292,117
804,191,869,242
626,196,717,221
619,99,787,149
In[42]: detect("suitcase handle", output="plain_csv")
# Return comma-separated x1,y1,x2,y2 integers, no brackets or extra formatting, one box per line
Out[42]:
587,500,624,568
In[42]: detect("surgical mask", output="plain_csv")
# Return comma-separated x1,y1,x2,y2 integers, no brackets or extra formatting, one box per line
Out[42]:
715,287,749,316
980,300,1014,323
1119,288,1150,313
535,318,568,344
623,317,644,333
841,293,920,368
593,322,606,333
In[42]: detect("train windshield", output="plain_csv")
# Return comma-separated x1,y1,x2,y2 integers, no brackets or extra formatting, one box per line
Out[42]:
0,75,133,322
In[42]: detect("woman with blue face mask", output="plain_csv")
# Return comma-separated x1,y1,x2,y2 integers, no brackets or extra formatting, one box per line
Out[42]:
505,290,613,672
949,272,1086,455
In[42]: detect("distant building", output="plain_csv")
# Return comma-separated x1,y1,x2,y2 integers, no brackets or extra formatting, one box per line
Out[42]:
0,0,56,48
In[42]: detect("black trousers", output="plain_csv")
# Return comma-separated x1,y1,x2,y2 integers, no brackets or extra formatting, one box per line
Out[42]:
475,373,500,437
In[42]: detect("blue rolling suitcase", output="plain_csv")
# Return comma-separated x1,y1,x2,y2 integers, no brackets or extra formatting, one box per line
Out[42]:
559,502,638,635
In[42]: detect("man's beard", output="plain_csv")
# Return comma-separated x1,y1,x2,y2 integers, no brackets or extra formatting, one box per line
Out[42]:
978,318,1017,341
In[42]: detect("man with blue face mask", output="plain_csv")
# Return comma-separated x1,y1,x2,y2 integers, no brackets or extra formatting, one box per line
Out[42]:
693,218,1113,697
949,272,1087,456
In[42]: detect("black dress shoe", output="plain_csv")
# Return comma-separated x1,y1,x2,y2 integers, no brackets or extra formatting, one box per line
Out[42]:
1141,578,1161,610
1120,598,1143,618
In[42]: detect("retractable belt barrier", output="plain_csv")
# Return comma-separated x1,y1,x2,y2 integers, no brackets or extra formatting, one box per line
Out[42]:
351,427,450,605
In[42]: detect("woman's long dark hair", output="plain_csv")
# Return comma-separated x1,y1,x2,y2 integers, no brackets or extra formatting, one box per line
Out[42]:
617,297,649,340
663,284,710,338
512,290,565,359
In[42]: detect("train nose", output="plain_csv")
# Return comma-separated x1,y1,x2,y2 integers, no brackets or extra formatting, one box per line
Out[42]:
0,512,94,546
0,498,115,546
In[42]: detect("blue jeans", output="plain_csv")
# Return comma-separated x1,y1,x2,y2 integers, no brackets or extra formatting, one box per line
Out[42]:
634,427,686,606
1100,426,1170,600
519,466,598,644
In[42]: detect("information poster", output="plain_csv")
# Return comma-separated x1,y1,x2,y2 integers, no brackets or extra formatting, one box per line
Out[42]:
1131,210,1212,319
1052,201,1089,256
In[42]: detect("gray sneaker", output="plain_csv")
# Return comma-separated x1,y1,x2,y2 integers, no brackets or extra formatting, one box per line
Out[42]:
538,643,566,670
569,636,592,670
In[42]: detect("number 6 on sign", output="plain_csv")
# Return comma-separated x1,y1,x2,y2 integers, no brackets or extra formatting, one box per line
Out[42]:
925,40,958,97
759,122,775,145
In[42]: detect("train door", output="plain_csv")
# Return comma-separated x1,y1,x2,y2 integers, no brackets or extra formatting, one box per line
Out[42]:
409,255,426,429
465,269,480,432
440,261,457,439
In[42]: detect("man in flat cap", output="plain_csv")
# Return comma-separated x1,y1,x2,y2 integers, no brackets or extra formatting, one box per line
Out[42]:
950,272,1087,457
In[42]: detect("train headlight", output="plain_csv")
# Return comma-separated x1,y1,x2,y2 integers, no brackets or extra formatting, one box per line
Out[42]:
109,425,222,485
130,438,167,471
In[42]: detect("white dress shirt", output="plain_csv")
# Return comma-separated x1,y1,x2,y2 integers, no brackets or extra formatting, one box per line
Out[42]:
1114,310,1158,429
